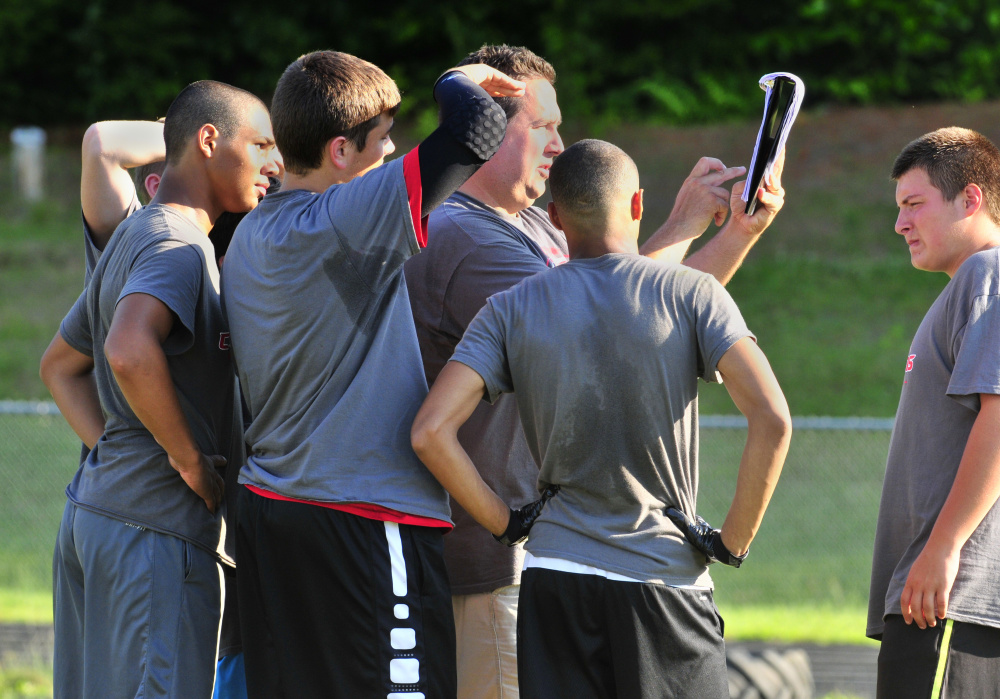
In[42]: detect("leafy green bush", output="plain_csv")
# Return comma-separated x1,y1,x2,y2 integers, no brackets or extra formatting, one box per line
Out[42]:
5,0,1000,126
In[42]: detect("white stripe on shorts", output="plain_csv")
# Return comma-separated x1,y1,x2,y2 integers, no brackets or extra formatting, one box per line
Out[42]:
384,522,423,699
385,522,408,596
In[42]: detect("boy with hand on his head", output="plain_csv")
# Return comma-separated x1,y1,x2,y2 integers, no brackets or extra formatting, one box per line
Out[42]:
220,51,523,698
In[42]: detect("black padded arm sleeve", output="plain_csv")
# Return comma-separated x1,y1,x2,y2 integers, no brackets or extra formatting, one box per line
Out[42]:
418,71,508,214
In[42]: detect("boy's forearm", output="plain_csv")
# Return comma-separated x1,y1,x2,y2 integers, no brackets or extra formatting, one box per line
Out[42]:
716,338,792,554
639,216,699,265
411,361,511,535
47,371,104,449
925,394,1000,554
412,429,510,536
83,121,166,168
720,409,792,554
109,338,201,469
682,222,762,286
40,334,104,449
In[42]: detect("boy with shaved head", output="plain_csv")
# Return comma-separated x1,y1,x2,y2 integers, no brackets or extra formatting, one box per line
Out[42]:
40,80,280,698
404,44,788,699
411,139,792,698
869,127,1000,698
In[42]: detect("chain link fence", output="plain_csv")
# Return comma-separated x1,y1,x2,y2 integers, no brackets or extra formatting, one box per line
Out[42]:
698,416,890,610
0,404,892,614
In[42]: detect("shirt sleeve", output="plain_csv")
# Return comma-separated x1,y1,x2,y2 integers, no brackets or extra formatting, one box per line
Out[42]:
59,290,93,357
320,158,418,291
448,298,514,403
948,292,1000,410
446,240,551,333
693,275,755,383
82,193,140,282
117,240,204,356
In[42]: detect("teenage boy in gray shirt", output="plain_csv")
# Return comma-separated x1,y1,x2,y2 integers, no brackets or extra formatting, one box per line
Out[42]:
868,127,1000,698
40,80,280,699
412,139,792,698
73,118,267,699
404,44,788,699
220,51,525,698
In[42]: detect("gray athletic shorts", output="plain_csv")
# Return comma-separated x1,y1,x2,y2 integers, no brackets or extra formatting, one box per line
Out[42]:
53,501,223,699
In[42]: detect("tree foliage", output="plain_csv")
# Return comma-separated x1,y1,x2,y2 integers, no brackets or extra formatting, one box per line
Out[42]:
5,0,1000,127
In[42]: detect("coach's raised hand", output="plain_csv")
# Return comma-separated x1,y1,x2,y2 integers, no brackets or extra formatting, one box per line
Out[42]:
729,147,787,238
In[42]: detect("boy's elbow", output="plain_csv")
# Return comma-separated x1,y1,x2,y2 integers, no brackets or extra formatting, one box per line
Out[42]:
764,400,793,444
82,123,105,162
747,395,792,443
40,335,76,393
104,336,141,383
39,347,57,393
410,418,436,462
411,410,449,463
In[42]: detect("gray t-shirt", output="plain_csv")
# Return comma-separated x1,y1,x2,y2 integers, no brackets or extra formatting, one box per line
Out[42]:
60,203,236,564
220,157,450,522
405,192,568,593
451,254,753,585
82,192,141,284
868,247,1000,639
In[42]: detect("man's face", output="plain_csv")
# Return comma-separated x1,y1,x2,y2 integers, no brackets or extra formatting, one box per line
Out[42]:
895,168,969,276
343,113,396,181
489,79,563,212
211,102,281,213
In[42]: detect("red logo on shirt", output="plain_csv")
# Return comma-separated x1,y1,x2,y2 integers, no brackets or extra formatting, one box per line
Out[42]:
546,247,569,267
219,333,231,351
905,354,916,372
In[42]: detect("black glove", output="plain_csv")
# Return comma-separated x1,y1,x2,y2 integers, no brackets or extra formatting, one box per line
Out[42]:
665,506,747,568
494,485,561,547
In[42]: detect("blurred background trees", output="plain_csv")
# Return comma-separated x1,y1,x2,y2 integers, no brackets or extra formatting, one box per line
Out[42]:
4,0,1000,127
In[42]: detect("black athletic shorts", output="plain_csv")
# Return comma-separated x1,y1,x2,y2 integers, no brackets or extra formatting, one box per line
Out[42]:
236,486,456,699
877,614,1000,699
517,567,728,699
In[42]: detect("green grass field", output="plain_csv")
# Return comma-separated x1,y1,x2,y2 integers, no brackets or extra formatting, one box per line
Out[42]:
0,414,79,593
0,414,883,647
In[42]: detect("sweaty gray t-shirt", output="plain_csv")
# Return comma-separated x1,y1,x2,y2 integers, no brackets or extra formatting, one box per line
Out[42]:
868,247,1000,639
221,156,450,522
60,203,236,564
451,254,752,585
405,192,568,593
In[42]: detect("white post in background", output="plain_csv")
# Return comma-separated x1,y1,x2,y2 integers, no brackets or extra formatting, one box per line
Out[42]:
10,126,47,202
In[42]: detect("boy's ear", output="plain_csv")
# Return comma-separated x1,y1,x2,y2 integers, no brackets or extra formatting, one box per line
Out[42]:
327,136,352,171
631,189,644,222
962,183,984,218
197,124,220,159
144,173,161,198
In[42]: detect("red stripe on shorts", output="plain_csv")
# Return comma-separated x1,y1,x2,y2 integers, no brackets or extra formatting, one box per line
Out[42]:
245,484,452,529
